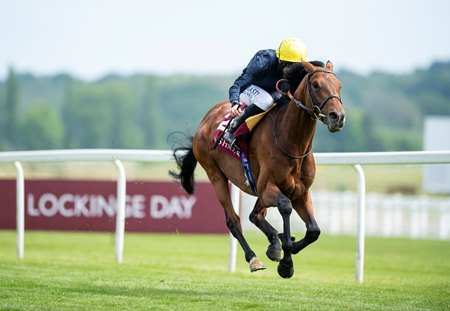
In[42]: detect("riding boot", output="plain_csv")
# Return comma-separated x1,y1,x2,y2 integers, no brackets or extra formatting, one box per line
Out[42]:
223,104,264,148
223,114,246,148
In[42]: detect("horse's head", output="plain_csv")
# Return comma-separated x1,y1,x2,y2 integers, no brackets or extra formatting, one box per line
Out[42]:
295,61,346,132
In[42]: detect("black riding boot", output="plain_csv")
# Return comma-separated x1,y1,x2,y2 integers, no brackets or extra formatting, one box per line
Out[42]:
223,104,264,148
223,114,245,147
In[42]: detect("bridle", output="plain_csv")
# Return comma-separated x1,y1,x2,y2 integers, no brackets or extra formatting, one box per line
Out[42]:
272,69,343,159
276,69,343,122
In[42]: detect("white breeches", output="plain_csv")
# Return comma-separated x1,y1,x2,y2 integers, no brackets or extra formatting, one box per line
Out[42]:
239,85,274,111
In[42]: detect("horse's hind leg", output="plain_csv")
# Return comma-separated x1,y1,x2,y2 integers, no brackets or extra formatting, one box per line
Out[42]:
249,199,281,262
291,191,321,255
208,172,265,272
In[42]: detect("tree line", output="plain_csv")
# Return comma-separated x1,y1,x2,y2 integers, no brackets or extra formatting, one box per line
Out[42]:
1,61,449,152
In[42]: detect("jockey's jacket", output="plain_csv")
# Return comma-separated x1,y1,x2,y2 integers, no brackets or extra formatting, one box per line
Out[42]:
229,49,325,104
229,49,281,104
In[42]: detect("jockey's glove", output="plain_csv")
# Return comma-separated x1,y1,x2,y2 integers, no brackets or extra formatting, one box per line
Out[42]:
231,100,241,107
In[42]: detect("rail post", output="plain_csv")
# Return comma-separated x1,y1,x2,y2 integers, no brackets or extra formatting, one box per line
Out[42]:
354,164,366,283
15,161,25,260
228,183,240,272
114,160,126,263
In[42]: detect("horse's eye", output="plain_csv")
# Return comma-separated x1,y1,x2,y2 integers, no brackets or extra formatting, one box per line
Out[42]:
312,81,320,89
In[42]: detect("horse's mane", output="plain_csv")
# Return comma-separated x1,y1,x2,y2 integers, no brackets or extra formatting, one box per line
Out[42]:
283,61,325,92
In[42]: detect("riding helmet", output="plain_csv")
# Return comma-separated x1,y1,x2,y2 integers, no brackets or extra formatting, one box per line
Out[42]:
276,38,308,62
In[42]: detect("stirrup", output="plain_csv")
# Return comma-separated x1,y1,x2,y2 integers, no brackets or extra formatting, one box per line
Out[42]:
223,131,241,151
229,138,238,149
223,131,237,147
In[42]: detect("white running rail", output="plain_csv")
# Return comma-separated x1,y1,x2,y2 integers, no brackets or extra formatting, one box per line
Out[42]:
1,149,450,283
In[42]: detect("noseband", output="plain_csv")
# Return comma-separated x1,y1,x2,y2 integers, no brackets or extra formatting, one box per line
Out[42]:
276,69,343,121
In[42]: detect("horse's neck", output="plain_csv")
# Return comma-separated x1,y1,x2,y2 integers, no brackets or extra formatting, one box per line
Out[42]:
279,102,317,152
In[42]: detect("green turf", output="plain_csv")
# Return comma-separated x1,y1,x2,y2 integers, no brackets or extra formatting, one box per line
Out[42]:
0,231,448,310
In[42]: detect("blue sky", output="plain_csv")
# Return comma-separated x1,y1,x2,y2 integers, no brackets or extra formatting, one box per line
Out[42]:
1,0,450,80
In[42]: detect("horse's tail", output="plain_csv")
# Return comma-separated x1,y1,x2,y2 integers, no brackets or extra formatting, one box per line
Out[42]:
168,135,197,195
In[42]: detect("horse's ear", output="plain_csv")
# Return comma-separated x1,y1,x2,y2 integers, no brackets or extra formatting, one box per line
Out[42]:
302,61,314,72
325,60,334,71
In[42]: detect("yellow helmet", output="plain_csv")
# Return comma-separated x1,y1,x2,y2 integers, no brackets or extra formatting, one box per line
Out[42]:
276,38,308,62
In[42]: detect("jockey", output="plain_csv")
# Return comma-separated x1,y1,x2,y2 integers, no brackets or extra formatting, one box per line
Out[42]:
224,38,309,147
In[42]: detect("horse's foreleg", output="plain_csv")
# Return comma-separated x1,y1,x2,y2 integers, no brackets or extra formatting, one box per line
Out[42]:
275,193,294,278
292,191,321,254
210,176,265,272
249,199,281,262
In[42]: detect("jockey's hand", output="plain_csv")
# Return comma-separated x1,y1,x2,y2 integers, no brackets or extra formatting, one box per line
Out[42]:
230,101,243,117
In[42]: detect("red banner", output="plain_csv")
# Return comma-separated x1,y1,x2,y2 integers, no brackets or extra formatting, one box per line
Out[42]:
0,179,227,234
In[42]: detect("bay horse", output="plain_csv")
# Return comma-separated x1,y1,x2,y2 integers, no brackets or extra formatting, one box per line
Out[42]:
170,61,345,278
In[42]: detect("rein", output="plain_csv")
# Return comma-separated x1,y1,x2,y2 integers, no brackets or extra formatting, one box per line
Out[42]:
272,69,342,160
271,107,312,160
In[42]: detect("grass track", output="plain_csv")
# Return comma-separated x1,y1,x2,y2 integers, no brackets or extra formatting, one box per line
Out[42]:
0,231,449,310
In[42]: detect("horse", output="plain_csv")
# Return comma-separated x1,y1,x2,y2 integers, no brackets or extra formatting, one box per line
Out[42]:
170,61,345,278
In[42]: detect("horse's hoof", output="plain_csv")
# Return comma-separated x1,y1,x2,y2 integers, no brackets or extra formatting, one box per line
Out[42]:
266,244,282,262
249,257,266,272
277,260,294,279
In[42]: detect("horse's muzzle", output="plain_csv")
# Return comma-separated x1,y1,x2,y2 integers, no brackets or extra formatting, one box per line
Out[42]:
327,112,346,132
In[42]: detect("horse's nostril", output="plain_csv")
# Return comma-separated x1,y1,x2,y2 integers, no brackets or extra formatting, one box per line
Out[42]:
329,112,339,122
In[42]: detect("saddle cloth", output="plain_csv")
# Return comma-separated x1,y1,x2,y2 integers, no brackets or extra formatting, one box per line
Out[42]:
212,104,274,159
